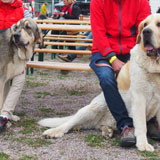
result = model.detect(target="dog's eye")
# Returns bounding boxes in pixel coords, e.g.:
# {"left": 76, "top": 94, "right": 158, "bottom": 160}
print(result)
{"left": 25, "top": 24, "right": 32, "bottom": 30}
{"left": 157, "top": 22, "right": 160, "bottom": 27}
{"left": 13, "top": 25, "right": 18, "bottom": 31}
{"left": 144, "top": 23, "right": 147, "bottom": 27}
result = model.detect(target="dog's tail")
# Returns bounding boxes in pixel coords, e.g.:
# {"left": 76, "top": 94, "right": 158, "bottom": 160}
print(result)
{"left": 38, "top": 115, "right": 73, "bottom": 128}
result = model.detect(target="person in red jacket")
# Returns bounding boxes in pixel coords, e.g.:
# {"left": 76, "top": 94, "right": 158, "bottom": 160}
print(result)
{"left": 0, "top": 0, "right": 30, "bottom": 132}
{"left": 90, "top": 0, "right": 158, "bottom": 147}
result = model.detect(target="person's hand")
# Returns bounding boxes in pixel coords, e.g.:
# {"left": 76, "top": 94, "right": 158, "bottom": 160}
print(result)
{"left": 111, "top": 58, "right": 125, "bottom": 75}
{"left": 59, "top": 12, "right": 64, "bottom": 16}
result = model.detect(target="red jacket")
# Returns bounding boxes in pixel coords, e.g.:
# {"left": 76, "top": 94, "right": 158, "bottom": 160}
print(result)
{"left": 0, "top": 0, "right": 24, "bottom": 30}
{"left": 90, "top": 0, "right": 151, "bottom": 57}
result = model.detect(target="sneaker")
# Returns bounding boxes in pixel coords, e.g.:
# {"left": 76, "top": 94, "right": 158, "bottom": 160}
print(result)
{"left": 147, "top": 120, "right": 160, "bottom": 140}
{"left": 0, "top": 116, "right": 8, "bottom": 132}
{"left": 120, "top": 126, "right": 136, "bottom": 147}
{"left": 58, "top": 55, "right": 72, "bottom": 62}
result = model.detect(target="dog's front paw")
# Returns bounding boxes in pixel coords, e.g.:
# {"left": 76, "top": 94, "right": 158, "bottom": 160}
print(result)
{"left": 136, "top": 142, "right": 154, "bottom": 152}
{"left": 43, "top": 128, "right": 64, "bottom": 139}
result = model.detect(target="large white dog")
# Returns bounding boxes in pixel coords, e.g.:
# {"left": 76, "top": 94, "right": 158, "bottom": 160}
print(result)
{"left": 39, "top": 14, "right": 160, "bottom": 152}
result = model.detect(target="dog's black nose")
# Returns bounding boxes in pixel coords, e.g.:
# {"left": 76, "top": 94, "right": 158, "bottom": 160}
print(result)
{"left": 143, "top": 28, "right": 152, "bottom": 37}
{"left": 14, "top": 33, "right": 20, "bottom": 41}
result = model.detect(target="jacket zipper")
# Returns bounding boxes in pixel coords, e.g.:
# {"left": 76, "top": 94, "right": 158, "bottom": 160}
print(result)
{"left": 119, "top": 0, "right": 122, "bottom": 54}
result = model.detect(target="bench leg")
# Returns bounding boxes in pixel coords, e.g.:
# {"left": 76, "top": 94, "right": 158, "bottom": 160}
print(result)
{"left": 38, "top": 53, "right": 44, "bottom": 61}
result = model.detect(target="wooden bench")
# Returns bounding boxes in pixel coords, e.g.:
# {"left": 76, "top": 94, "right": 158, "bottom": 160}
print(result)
{"left": 35, "top": 23, "right": 92, "bottom": 58}
{"left": 28, "top": 23, "right": 92, "bottom": 73}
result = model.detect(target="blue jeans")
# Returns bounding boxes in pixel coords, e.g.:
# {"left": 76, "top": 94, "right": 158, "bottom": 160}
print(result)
{"left": 90, "top": 52, "right": 133, "bottom": 130}
{"left": 68, "top": 31, "right": 93, "bottom": 61}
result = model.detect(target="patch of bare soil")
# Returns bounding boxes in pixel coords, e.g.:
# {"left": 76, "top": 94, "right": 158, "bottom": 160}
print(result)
{"left": 0, "top": 55, "right": 160, "bottom": 160}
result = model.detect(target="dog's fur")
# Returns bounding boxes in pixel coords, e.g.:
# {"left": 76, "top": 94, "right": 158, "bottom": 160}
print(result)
{"left": 39, "top": 14, "right": 160, "bottom": 152}
{"left": 0, "top": 18, "right": 42, "bottom": 120}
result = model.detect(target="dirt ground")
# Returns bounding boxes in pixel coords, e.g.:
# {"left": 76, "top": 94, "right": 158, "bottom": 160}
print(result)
{"left": 0, "top": 55, "right": 160, "bottom": 160}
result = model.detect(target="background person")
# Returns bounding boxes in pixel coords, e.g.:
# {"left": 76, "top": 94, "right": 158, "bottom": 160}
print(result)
{"left": 40, "top": 2, "right": 48, "bottom": 16}
{"left": 51, "top": 0, "right": 81, "bottom": 58}
{"left": 90, "top": 0, "right": 154, "bottom": 147}
{"left": 58, "top": 31, "right": 92, "bottom": 62}
{"left": 0, "top": 0, "right": 30, "bottom": 132}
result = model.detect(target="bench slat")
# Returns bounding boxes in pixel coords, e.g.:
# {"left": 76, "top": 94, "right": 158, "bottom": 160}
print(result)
{"left": 38, "top": 24, "right": 91, "bottom": 32}
{"left": 44, "top": 41, "right": 92, "bottom": 47}
{"left": 44, "top": 37, "right": 93, "bottom": 42}
{"left": 27, "top": 61, "right": 92, "bottom": 71}
{"left": 45, "top": 34, "right": 87, "bottom": 38}
{"left": 34, "top": 48, "right": 91, "bottom": 55}
{"left": 36, "top": 19, "right": 90, "bottom": 25}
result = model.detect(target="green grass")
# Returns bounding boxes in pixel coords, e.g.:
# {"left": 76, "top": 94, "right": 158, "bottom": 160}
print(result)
{"left": 37, "top": 71, "right": 49, "bottom": 76}
{"left": 39, "top": 107, "right": 55, "bottom": 113}
{"left": 13, "top": 137, "right": 52, "bottom": 148}
{"left": 0, "top": 152, "right": 10, "bottom": 160}
{"left": 84, "top": 134, "right": 106, "bottom": 147}
{"left": 57, "top": 74, "right": 69, "bottom": 80}
{"left": 67, "top": 90, "right": 87, "bottom": 96}
{"left": 20, "top": 100, "right": 32, "bottom": 105}
{"left": 139, "top": 151, "right": 159, "bottom": 160}
{"left": 15, "top": 112, "right": 26, "bottom": 117}
{"left": 13, "top": 118, "right": 38, "bottom": 134}
{"left": 109, "top": 136, "right": 120, "bottom": 146}
{"left": 34, "top": 91, "right": 53, "bottom": 96}
{"left": 19, "top": 155, "right": 38, "bottom": 160}
{"left": 25, "top": 80, "right": 47, "bottom": 87}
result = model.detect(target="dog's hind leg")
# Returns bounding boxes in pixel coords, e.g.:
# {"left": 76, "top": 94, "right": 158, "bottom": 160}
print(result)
{"left": 42, "top": 92, "right": 107, "bottom": 138}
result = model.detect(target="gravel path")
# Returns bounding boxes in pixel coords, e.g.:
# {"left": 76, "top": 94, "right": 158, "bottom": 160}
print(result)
{"left": 0, "top": 56, "right": 160, "bottom": 160}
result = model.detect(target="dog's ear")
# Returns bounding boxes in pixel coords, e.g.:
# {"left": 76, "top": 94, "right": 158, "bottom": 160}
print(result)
{"left": 10, "top": 24, "right": 17, "bottom": 33}
{"left": 35, "top": 27, "right": 44, "bottom": 48}
{"left": 136, "top": 21, "right": 144, "bottom": 44}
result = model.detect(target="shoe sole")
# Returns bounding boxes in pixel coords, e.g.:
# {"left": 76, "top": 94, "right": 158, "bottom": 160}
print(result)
{"left": 120, "top": 138, "right": 136, "bottom": 147}
{"left": 58, "top": 56, "right": 72, "bottom": 62}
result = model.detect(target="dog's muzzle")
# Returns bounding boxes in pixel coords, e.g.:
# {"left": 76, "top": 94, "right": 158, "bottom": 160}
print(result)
{"left": 143, "top": 28, "right": 160, "bottom": 57}
{"left": 13, "top": 33, "right": 29, "bottom": 47}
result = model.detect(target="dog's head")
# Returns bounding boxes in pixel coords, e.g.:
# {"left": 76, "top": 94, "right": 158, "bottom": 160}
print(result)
{"left": 136, "top": 14, "right": 160, "bottom": 58}
{"left": 11, "top": 18, "right": 43, "bottom": 60}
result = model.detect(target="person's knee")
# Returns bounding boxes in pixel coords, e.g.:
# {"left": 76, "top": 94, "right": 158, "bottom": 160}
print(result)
{"left": 12, "top": 74, "right": 25, "bottom": 88}
{"left": 99, "top": 71, "right": 116, "bottom": 88}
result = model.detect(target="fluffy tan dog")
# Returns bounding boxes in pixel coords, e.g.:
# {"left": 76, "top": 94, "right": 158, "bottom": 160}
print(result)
{"left": 39, "top": 14, "right": 160, "bottom": 152}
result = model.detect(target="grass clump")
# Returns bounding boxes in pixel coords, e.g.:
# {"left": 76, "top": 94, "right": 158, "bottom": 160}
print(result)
{"left": 13, "top": 118, "right": 38, "bottom": 134}
{"left": 85, "top": 134, "right": 106, "bottom": 147}
{"left": 0, "top": 152, "right": 10, "bottom": 160}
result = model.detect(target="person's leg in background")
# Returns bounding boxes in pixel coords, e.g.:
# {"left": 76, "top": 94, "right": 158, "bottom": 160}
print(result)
{"left": 58, "top": 31, "right": 92, "bottom": 62}
{"left": 51, "top": 30, "right": 60, "bottom": 50}
{"left": 0, "top": 73, "right": 25, "bottom": 132}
